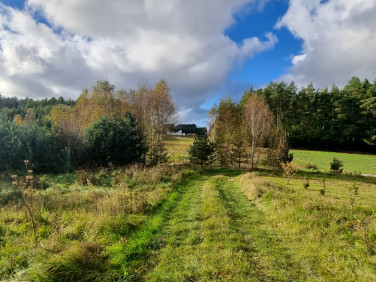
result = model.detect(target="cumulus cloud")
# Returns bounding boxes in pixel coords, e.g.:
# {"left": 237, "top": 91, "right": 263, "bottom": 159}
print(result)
{"left": 276, "top": 0, "right": 376, "bottom": 88}
{"left": 0, "top": 0, "right": 277, "bottom": 122}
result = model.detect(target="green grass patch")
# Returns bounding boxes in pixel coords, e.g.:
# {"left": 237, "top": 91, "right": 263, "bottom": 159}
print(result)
{"left": 292, "top": 149, "right": 376, "bottom": 174}
{"left": 238, "top": 170, "right": 376, "bottom": 280}
{"left": 0, "top": 165, "right": 192, "bottom": 281}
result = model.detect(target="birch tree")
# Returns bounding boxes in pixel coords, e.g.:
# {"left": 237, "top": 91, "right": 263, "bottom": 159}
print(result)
{"left": 243, "top": 94, "right": 273, "bottom": 168}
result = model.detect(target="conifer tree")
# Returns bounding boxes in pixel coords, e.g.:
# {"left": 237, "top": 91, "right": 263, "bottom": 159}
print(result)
{"left": 188, "top": 134, "right": 214, "bottom": 167}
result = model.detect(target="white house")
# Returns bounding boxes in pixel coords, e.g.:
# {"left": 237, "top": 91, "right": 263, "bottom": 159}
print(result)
{"left": 167, "top": 130, "right": 185, "bottom": 136}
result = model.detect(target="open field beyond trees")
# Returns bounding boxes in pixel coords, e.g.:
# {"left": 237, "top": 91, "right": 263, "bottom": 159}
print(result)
{"left": 0, "top": 137, "right": 376, "bottom": 280}
{"left": 166, "top": 136, "right": 376, "bottom": 174}
{"left": 292, "top": 149, "right": 376, "bottom": 175}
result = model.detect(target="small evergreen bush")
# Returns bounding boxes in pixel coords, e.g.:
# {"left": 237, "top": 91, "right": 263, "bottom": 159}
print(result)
{"left": 188, "top": 134, "right": 215, "bottom": 167}
{"left": 330, "top": 158, "right": 343, "bottom": 173}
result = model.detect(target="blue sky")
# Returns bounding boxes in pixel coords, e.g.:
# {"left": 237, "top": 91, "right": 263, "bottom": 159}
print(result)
{"left": 226, "top": 1, "right": 301, "bottom": 85}
{"left": 1, "top": 0, "right": 24, "bottom": 8}
{"left": 0, "top": 0, "right": 376, "bottom": 125}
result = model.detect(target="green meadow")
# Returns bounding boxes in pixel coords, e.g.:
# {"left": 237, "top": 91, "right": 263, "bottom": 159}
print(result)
{"left": 1, "top": 138, "right": 376, "bottom": 280}
{"left": 164, "top": 136, "right": 193, "bottom": 163}
{"left": 292, "top": 149, "right": 376, "bottom": 174}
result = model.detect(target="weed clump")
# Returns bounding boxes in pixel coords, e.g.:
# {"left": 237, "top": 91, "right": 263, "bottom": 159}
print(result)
{"left": 319, "top": 179, "right": 327, "bottom": 196}
{"left": 348, "top": 183, "right": 359, "bottom": 210}
{"left": 238, "top": 173, "right": 267, "bottom": 201}
{"left": 362, "top": 217, "right": 376, "bottom": 255}
{"left": 303, "top": 177, "right": 309, "bottom": 189}
{"left": 281, "top": 162, "right": 297, "bottom": 184}
{"left": 306, "top": 163, "right": 318, "bottom": 170}
{"left": 45, "top": 241, "right": 109, "bottom": 281}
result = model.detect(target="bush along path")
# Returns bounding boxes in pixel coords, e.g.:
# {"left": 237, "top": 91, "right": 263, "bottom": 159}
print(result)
{"left": 118, "top": 169, "right": 318, "bottom": 281}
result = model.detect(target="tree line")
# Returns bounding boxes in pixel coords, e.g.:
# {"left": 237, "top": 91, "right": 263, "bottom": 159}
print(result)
{"left": 243, "top": 76, "right": 376, "bottom": 152}
{"left": 173, "top": 124, "right": 207, "bottom": 135}
{"left": 193, "top": 76, "right": 376, "bottom": 169}
{"left": 206, "top": 93, "right": 290, "bottom": 169}
{"left": 0, "top": 80, "right": 175, "bottom": 172}
{"left": 1, "top": 76, "right": 375, "bottom": 172}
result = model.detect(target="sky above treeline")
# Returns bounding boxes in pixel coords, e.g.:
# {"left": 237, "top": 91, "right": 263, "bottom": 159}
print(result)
{"left": 0, "top": 0, "right": 376, "bottom": 125}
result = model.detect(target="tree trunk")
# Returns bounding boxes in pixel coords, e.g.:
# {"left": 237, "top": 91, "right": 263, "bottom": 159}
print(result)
{"left": 251, "top": 139, "right": 255, "bottom": 168}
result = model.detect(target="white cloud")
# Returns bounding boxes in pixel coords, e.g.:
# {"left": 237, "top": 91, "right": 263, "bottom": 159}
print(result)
{"left": 240, "top": 32, "right": 278, "bottom": 58}
{"left": 277, "top": 0, "right": 376, "bottom": 88}
{"left": 0, "top": 1, "right": 277, "bottom": 123}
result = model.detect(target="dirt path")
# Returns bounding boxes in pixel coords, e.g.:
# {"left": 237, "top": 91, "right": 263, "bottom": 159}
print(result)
{"left": 121, "top": 171, "right": 317, "bottom": 281}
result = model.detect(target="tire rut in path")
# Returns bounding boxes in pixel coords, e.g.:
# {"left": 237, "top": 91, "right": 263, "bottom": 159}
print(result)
{"left": 217, "top": 176, "right": 321, "bottom": 281}
{"left": 114, "top": 175, "right": 207, "bottom": 280}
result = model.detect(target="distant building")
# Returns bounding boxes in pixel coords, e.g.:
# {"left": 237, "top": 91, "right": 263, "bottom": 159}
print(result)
{"left": 167, "top": 129, "right": 186, "bottom": 136}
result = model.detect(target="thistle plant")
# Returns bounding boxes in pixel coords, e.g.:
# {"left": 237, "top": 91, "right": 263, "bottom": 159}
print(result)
{"left": 11, "top": 160, "right": 39, "bottom": 247}
{"left": 281, "top": 162, "right": 297, "bottom": 184}
{"left": 320, "top": 179, "right": 327, "bottom": 196}
{"left": 349, "top": 183, "right": 359, "bottom": 219}
{"left": 303, "top": 176, "right": 310, "bottom": 189}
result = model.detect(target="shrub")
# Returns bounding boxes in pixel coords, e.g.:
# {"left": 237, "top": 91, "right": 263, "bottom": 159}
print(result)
{"left": 75, "top": 169, "right": 92, "bottom": 186}
{"left": 84, "top": 112, "right": 146, "bottom": 167}
{"left": 265, "top": 135, "right": 293, "bottom": 169}
{"left": 306, "top": 163, "right": 318, "bottom": 170}
{"left": 0, "top": 115, "right": 67, "bottom": 172}
{"left": 330, "top": 158, "right": 343, "bottom": 173}
{"left": 281, "top": 162, "right": 297, "bottom": 184}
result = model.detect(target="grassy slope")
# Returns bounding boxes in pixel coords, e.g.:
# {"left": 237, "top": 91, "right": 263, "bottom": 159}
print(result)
{"left": 165, "top": 136, "right": 193, "bottom": 163}
{"left": 292, "top": 149, "right": 376, "bottom": 174}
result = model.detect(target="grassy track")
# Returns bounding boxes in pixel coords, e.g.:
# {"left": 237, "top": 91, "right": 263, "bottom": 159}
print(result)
{"left": 110, "top": 173, "right": 207, "bottom": 280}
{"left": 122, "top": 170, "right": 318, "bottom": 281}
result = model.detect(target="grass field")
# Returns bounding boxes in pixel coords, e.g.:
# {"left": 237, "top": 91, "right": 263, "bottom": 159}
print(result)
{"left": 292, "top": 149, "right": 376, "bottom": 174}
{"left": 165, "top": 136, "right": 193, "bottom": 163}
{"left": 164, "top": 137, "right": 376, "bottom": 175}
{"left": 1, "top": 138, "right": 376, "bottom": 280}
